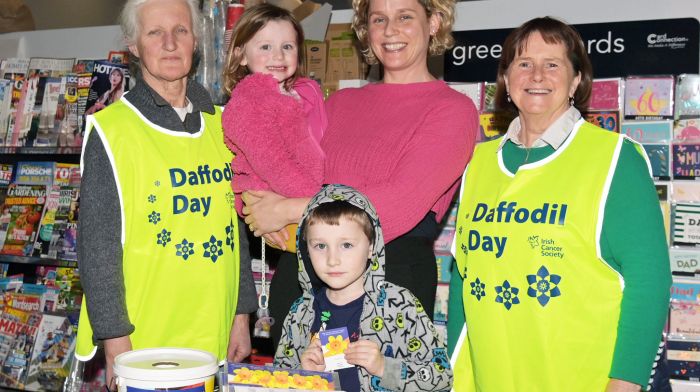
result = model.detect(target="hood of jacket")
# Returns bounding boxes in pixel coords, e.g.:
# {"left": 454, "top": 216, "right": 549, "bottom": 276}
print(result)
{"left": 296, "top": 184, "right": 386, "bottom": 298}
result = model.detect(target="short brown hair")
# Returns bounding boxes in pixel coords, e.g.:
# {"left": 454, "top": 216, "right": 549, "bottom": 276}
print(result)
{"left": 222, "top": 4, "right": 305, "bottom": 95}
{"left": 495, "top": 16, "right": 593, "bottom": 113}
{"left": 351, "top": 0, "right": 455, "bottom": 65}
{"left": 303, "top": 201, "right": 375, "bottom": 245}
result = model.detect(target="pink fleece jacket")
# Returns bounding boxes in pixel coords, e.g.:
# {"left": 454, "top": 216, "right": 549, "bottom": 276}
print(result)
{"left": 222, "top": 73, "right": 326, "bottom": 216}
{"left": 322, "top": 80, "right": 478, "bottom": 242}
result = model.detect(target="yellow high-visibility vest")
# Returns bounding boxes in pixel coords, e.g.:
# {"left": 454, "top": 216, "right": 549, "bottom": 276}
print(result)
{"left": 76, "top": 99, "right": 239, "bottom": 361}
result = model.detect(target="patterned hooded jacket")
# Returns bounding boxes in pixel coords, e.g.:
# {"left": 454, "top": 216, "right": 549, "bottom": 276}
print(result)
{"left": 274, "top": 184, "right": 452, "bottom": 391}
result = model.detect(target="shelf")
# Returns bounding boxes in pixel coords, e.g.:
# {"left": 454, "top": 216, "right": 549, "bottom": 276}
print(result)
{"left": 0, "top": 147, "right": 81, "bottom": 155}
{"left": 0, "top": 254, "right": 77, "bottom": 268}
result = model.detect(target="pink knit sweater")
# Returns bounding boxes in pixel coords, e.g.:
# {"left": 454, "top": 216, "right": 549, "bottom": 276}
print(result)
{"left": 222, "top": 73, "right": 326, "bottom": 215}
{"left": 322, "top": 80, "right": 478, "bottom": 242}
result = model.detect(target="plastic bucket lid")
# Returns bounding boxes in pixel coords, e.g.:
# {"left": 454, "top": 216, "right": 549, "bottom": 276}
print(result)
{"left": 114, "top": 348, "right": 218, "bottom": 382}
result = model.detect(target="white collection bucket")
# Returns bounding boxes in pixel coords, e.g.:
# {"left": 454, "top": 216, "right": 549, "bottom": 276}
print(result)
{"left": 114, "top": 347, "right": 218, "bottom": 392}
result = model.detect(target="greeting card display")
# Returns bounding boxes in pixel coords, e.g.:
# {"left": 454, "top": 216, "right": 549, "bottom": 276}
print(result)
{"left": 624, "top": 76, "right": 674, "bottom": 119}
{"left": 482, "top": 83, "right": 497, "bottom": 112}
{"left": 671, "top": 277, "right": 700, "bottom": 302}
{"left": 478, "top": 113, "right": 508, "bottom": 142}
{"left": 621, "top": 120, "right": 673, "bottom": 143}
{"left": 643, "top": 143, "right": 670, "bottom": 179}
{"left": 589, "top": 78, "right": 623, "bottom": 111}
{"left": 674, "top": 119, "right": 700, "bottom": 141}
{"left": 667, "top": 338, "right": 700, "bottom": 380}
{"left": 584, "top": 111, "right": 619, "bottom": 132}
{"left": 670, "top": 301, "right": 700, "bottom": 338}
{"left": 675, "top": 74, "right": 700, "bottom": 119}
{"left": 671, "top": 247, "right": 700, "bottom": 275}
{"left": 673, "top": 202, "right": 700, "bottom": 245}
{"left": 674, "top": 181, "right": 700, "bottom": 203}
{"left": 673, "top": 143, "right": 700, "bottom": 179}
{"left": 659, "top": 183, "right": 671, "bottom": 241}
{"left": 448, "top": 82, "right": 483, "bottom": 111}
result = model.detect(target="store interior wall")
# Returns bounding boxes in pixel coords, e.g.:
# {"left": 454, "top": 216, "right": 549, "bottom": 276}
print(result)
{"left": 23, "top": 0, "right": 126, "bottom": 30}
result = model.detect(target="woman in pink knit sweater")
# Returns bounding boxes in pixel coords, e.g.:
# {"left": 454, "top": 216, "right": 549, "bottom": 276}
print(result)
{"left": 242, "top": 0, "right": 478, "bottom": 346}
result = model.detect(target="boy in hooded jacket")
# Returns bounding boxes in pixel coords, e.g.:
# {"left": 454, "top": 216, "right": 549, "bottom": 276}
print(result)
{"left": 274, "top": 184, "right": 452, "bottom": 391}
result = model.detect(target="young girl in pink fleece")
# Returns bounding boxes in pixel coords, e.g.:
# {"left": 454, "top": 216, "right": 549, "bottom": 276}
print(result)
{"left": 222, "top": 4, "right": 326, "bottom": 220}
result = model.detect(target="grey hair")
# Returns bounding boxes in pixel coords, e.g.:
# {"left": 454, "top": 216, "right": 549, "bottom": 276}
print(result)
{"left": 120, "top": 0, "right": 203, "bottom": 46}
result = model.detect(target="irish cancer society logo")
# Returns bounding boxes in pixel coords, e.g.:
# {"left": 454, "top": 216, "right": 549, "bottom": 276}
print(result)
{"left": 647, "top": 33, "right": 689, "bottom": 49}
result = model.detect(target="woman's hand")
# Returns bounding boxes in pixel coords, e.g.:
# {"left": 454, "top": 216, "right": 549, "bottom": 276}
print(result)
{"left": 104, "top": 335, "right": 132, "bottom": 391}
{"left": 301, "top": 337, "right": 325, "bottom": 372}
{"left": 242, "top": 190, "right": 289, "bottom": 236}
{"left": 241, "top": 190, "right": 310, "bottom": 237}
{"left": 263, "top": 229, "right": 290, "bottom": 251}
{"left": 345, "top": 339, "right": 384, "bottom": 377}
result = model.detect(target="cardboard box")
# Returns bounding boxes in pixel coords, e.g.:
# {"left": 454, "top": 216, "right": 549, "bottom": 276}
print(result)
{"left": 267, "top": 0, "right": 331, "bottom": 41}
{"left": 305, "top": 41, "right": 327, "bottom": 82}
{"left": 327, "top": 39, "right": 363, "bottom": 81}
{"left": 325, "top": 24, "right": 365, "bottom": 82}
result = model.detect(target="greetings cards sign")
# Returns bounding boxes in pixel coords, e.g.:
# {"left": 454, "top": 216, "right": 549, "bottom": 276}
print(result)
{"left": 445, "top": 18, "right": 699, "bottom": 82}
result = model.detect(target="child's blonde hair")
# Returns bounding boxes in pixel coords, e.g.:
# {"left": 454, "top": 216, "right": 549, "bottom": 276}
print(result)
{"left": 222, "top": 3, "right": 305, "bottom": 95}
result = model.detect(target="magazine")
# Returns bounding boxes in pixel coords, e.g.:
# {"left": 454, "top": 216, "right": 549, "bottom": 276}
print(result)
{"left": 1, "top": 58, "right": 30, "bottom": 147}
{"left": 18, "top": 58, "right": 75, "bottom": 148}
{"left": 31, "top": 186, "right": 60, "bottom": 258}
{"left": 0, "top": 307, "right": 42, "bottom": 388}
{"left": 31, "top": 78, "right": 63, "bottom": 147}
{"left": 0, "top": 80, "right": 13, "bottom": 147}
{"left": 54, "top": 74, "right": 79, "bottom": 148}
{"left": 49, "top": 186, "right": 79, "bottom": 262}
{"left": 84, "top": 60, "right": 129, "bottom": 117}
{"left": 13, "top": 162, "right": 53, "bottom": 186}
{"left": 0, "top": 184, "right": 48, "bottom": 256}
{"left": 0, "top": 166, "right": 14, "bottom": 239}
{"left": 25, "top": 314, "right": 73, "bottom": 390}
{"left": 74, "top": 72, "right": 92, "bottom": 147}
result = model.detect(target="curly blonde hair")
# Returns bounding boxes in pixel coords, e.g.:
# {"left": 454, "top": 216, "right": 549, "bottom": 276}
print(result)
{"left": 351, "top": 0, "right": 455, "bottom": 65}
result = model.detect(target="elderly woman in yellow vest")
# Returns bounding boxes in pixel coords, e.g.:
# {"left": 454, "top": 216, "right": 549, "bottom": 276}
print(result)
{"left": 451, "top": 17, "right": 671, "bottom": 392}
{"left": 75, "top": 0, "right": 257, "bottom": 388}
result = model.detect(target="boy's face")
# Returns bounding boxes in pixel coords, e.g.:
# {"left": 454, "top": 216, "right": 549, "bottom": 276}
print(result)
{"left": 306, "top": 217, "right": 373, "bottom": 302}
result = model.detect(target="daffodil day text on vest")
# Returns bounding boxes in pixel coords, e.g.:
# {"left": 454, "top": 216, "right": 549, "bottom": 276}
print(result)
{"left": 467, "top": 201, "right": 568, "bottom": 259}
{"left": 169, "top": 163, "right": 232, "bottom": 217}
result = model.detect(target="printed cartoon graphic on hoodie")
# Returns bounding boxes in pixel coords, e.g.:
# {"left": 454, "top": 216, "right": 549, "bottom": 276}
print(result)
{"left": 274, "top": 184, "right": 452, "bottom": 391}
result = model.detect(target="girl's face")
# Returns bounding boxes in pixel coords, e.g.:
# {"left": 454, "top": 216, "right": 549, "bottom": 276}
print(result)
{"left": 238, "top": 20, "right": 299, "bottom": 84}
